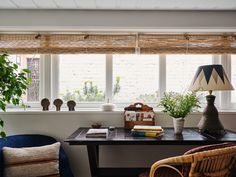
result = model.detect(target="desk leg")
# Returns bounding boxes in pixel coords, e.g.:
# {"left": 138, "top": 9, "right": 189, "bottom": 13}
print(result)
{"left": 87, "top": 145, "right": 99, "bottom": 177}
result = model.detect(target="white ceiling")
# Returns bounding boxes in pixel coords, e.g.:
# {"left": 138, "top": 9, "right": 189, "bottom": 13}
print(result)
{"left": 0, "top": 0, "right": 236, "bottom": 10}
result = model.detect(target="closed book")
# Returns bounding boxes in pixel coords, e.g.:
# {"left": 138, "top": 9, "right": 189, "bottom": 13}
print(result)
{"left": 131, "top": 130, "right": 164, "bottom": 138}
{"left": 86, "top": 128, "right": 108, "bottom": 138}
{"left": 132, "top": 129, "right": 164, "bottom": 134}
{"left": 133, "top": 125, "right": 163, "bottom": 131}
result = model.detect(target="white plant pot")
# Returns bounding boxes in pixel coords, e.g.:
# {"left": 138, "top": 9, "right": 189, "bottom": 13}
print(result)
{"left": 173, "top": 118, "right": 185, "bottom": 134}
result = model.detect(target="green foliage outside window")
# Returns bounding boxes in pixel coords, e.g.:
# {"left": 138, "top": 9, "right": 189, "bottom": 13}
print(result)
{"left": 113, "top": 76, "right": 121, "bottom": 96}
{"left": 137, "top": 91, "right": 159, "bottom": 102}
{"left": 62, "top": 76, "right": 122, "bottom": 102}
{"left": 62, "top": 76, "right": 161, "bottom": 103}
{"left": 62, "top": 81, "right": 104, "bottom": 102}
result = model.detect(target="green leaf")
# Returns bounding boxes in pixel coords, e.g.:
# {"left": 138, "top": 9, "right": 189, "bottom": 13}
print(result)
{"left": 22, "top": 69, "right": 30, "bottom": 73}
{"left": 0, "top": 131, "right": 6, "bottom": 138}
{"left": 159, "top": 91, "right": 200, "bottom": 118}
{"left": 0, "top": 101, "right": 6, "bottom": 112}
{"left": 0, "top": 119, "right": 4, "bottom": 127}
{"left": 13, "top": 63, "right": 18, "bottom": 69}
{"left": 27, "top": 77, "right": 32, "bottom": 83}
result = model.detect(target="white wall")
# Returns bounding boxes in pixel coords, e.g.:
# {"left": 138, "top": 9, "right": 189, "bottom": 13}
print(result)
{"left": 0, "top": 9, "right": 236, "bottom": 177}
{"left": 1, "top": 111, "right": 236, "bottom": 177}
{"left": 0, "top": 10, "right": 236, "bottom": 32}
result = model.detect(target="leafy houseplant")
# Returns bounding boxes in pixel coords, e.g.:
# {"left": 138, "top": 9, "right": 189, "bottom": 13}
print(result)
{"left": 0, "top": 53, "right": 31, "bottom": 138}
{"left": 159, "top": 92, "right": 200, "bottom": 134}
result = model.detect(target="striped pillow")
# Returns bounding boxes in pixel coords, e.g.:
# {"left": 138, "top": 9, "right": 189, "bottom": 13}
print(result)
{"left": 3, "top": 142, "right": 60, "bottom": 177}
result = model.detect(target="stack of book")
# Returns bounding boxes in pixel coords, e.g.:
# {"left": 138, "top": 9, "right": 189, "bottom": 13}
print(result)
{"left": 86, "top": 128, "right": 109, "bottom": 138}
{"left": 131, "top": 125, "right": 164, "bottom": 138}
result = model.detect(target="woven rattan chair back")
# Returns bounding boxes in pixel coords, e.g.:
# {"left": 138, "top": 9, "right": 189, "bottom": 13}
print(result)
{"left": 150, "top": 145, "right": 236, "bottom": 177}
{"left": 189, "top": 146, "right": 236, "bottom": 177}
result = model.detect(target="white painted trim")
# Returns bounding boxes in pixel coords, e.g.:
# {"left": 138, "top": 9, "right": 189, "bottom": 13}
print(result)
{"left": 212, "top": 55, "right": 221, "bottom": 107}
{"left": 1, "top": 109, "right": 236, "bottom": 115}
{"left": 220, "top": 54, "right": 232, "bottom": 109}
{"left": 43, "top": 54, "right": 52, "bottom": 101}
{"left": 159, "top": 54, "right": 166, "bottom": 99}
{"left": 1, "top": 10, "right": 236, "bottom": 32}
{"left": 1, "top": 28, "right": 236, "bottom": 33}
{"left": 105, "top": 54, "right": 113, "bottom": 103}
{"left": 39, "top": 55, "right": 44, "bottom": 101}
{"left": 51, "top": 55, "right": 59, "bottom": 101}
{"left": 228, "top": 54, "right": 236, "bottom": 109}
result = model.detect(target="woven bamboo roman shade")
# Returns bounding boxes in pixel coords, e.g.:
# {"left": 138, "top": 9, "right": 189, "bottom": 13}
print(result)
{"left": 0, "top": 34, "right": 136, "bottom": 54}
{"left": 139, "top": 34, "right": 236, "bottom": 54}
{"left": 0, "top": 33, "right": 236, "bottom": 54}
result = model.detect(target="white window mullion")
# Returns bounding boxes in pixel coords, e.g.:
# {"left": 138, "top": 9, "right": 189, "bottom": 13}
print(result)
{"left": 212, "top": 55, "right": 221, "bottom": 107}
{"left": 212, "top": 54, "right": 220, "bottom": 64}
{"left": 220, "top": 54, "right": 231, "bottom": 109}
{"left": 39, "top": 55, "right": 45, "bottom": 102}
{"left": 42, "top": 54, "right": 52, "bottom": 100}
{"left": 159, "top": 54, "right": 166, "bottom": 100}
{"left": 105, "top": 54, "right": 113, "bottom": 103}
{"left": 51, "top": 55, "right": 60, "bottom": 102}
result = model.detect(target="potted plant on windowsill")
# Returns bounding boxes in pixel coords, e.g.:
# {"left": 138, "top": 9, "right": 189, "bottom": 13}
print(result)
{"left": 159, "top": 92, "right": 200, "bottom": 134}
{"left": 0, "top": 53, "right": 31, "bottom": 138}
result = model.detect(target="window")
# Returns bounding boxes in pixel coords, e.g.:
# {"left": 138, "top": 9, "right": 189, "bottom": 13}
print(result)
{"left": 231, "top": 55, "right": 236, "bottom": 103}
{"left": 8, "top": 54, "right": 40, "bottom": 103}
{"left": 113, "top": 55, "right": 159, "bottom": 103}
{"left": 58, "top": 54, "right": 106, "bottom": 102}
{"left": 6, "top": 53, "right": 236, "bottom": 110}
{"left": 166, "top": 55, "right": 213, "bottom": 93}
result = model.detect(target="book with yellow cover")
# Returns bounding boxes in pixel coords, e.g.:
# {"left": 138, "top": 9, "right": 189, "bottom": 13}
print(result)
{"left": 133, "top": 125, "right": 163, "bottom": 131}
{"left": 131, "top": 125, "right": 164, "bottom": 138}
{"left": 131, "top": 130, "right": 164, "bottom": 138}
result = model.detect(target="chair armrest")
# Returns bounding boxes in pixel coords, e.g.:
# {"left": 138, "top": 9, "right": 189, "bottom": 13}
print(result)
{"left": 149, "top": 164, "right": 184, "bottom": 177}
{"left": 150, "top": 154, "right": 193, "bottom": 177}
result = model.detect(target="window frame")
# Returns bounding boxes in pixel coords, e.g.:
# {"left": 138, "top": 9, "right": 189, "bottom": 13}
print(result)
{"left": 6, "top": 54, "right": 44, "bottom": 109}
{"left": 111, "top": 54, "right": 160, "bottom": 107}
{"left": 220, "top": 54, "right": 236, "bottom": 109}
{"left": 10, "top": 53, "right": 236, "bottom": 110}
{"left": 52, "top": 54, "right": 107, "bottom": 109}
{"left": 229, "top": 54, "right": 236, "bottom": 108}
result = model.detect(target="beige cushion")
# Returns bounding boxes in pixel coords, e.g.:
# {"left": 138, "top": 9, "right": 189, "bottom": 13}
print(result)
{"left": 3, "top": 142, "right": 60, "bottom": 177}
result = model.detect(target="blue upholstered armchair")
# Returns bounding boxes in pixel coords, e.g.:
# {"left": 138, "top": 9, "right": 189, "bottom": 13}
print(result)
{"left": 0, "top": 134, "right": 74, "bottom": 177}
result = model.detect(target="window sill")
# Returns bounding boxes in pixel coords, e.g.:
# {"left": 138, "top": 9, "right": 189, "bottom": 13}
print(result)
{"left": 0, "top": 108, "right": 236, "bottom": 115}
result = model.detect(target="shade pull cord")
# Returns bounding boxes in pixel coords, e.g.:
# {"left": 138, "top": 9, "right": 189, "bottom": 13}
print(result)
{"left": 185, "top": 34, "right": 190, "bottom": 55}
{"left": 135, "top": 33, "right": 140, "bottom": 54}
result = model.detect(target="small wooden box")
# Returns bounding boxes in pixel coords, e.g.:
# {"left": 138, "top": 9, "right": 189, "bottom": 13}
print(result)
{"left": 124, "top": 103, "right": 155, "bottom": 129}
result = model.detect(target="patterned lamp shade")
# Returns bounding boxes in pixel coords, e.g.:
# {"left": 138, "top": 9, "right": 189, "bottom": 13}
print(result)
{"left": 189, "top": 64, "right": 234, "bottom": 91}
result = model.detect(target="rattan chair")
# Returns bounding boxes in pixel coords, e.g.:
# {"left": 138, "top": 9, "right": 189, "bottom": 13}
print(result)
{"left": 149, "top": 145, "right": 236, "bottom": 177}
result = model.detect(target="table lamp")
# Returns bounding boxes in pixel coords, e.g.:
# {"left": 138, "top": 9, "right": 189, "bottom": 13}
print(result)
{"left": 189, "top": 64, "right": 234, "bottom": 136}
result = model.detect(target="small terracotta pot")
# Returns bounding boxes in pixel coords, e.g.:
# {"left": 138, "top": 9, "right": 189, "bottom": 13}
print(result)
{"left": 173, "top": 118, "right": 185, "bottom": 134}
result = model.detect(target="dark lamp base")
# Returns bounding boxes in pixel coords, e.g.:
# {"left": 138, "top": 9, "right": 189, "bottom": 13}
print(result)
{"left": 198, "top": 95, "right": 225, "bottom": 136}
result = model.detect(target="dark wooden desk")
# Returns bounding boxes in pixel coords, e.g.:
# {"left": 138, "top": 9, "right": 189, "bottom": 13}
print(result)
{"left": 65, "top": 128, "right": 236, "bottom": 177}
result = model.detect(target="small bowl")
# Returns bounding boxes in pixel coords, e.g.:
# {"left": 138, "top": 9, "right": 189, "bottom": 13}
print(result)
{"left": 101, "top": 103, "right": 115, "bottom": 111}
{"left": 91, "top": 123, "right": 102, "bottom": 129}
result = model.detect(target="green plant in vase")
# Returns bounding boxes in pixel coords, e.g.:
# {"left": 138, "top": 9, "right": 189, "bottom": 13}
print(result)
{"left": 159, "top": 92, "right": 200, "bottom": 134}
{"left": 0, "top": 53, "right": 31, "bottom": 138}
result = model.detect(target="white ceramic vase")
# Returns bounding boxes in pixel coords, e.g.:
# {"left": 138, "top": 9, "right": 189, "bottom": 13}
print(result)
{"left": 173, "top": 118, "right": 185, "bottom": 134}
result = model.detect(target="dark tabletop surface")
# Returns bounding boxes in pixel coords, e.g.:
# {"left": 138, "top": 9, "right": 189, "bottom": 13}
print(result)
{"left": 65, "top": 127, "right": 236, "bottom": 145}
